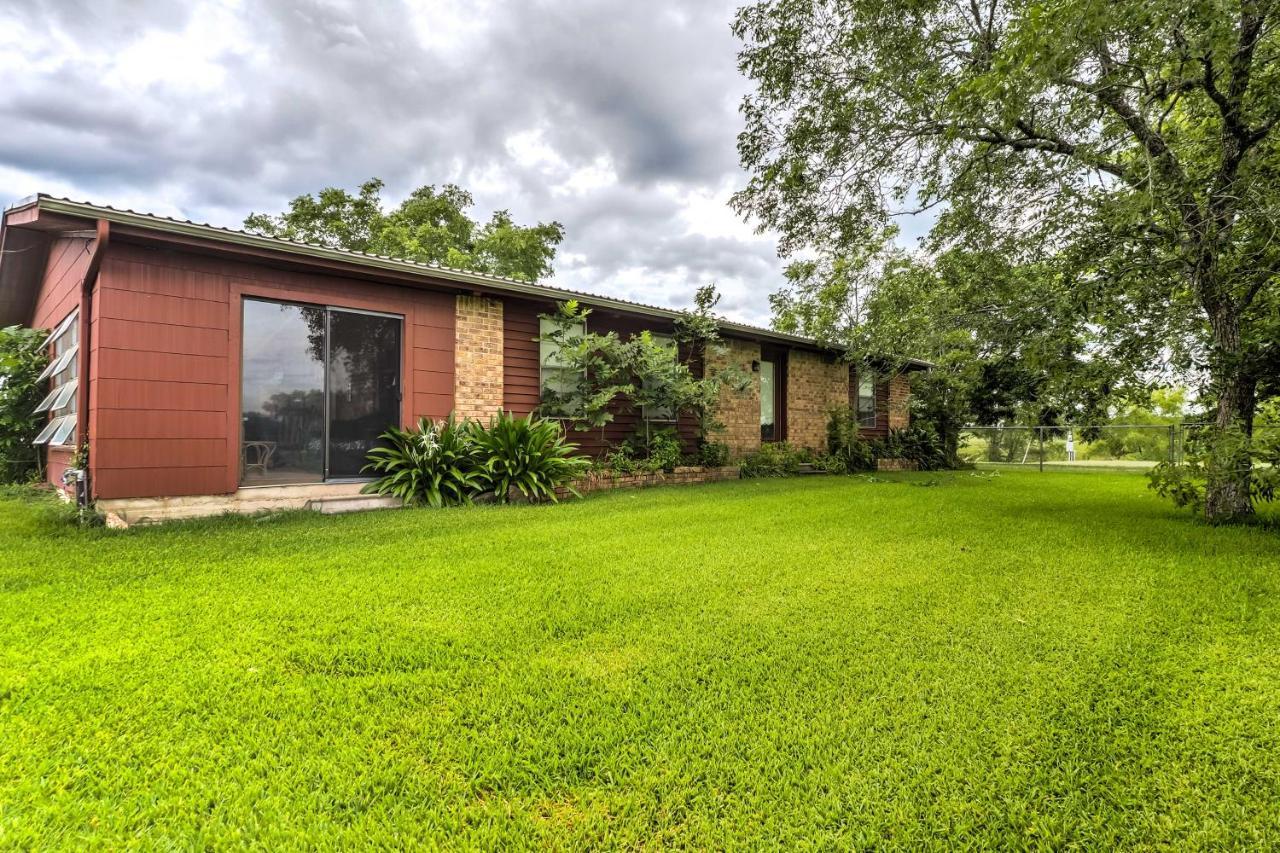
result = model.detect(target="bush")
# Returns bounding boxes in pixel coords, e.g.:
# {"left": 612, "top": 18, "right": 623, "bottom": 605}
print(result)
{"left": 826, "top": 408, "right": 876, "bottom": 473}
{"left": 878, "top": 425, "right": 948, "bottom": 471}
{"left": 0, "top": 325, "right": 49, "bottom": 484}
{"left": 469, "top": 411, "right": 592, "bottom": 503}
{"left": 362, "top": 414, "right": 487, "bottom": 508}
{"left": 696, "top": 441, "right": 731, "bottom": 468}
{"left": 740, "top": 442, "right": 806, "bottom": 478}
{"left": 1148, "top": 426, "right": 1279, "bottom": 518}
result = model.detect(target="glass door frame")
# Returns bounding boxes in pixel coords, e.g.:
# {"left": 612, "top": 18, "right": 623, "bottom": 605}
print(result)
{"left": 239, "top": 296, "right": 405, "bottom": 487}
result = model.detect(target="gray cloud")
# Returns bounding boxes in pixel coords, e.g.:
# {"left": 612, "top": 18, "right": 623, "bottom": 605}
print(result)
{"left": 0, "top": 0, "right": 791, "bottom": 324}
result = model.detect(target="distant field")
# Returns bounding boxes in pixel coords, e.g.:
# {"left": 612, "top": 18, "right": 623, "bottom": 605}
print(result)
{"left": 1, "top": 471, "right": 1278, "bottom": 848}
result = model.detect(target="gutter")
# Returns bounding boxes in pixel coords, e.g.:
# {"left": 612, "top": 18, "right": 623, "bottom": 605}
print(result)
{"left": 75, "top": 219, "right": 108, "bottom": 504}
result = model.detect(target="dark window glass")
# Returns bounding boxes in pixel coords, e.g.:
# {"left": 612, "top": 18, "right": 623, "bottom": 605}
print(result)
{"left": 241, "top": 300, "right": 325, "bottom": 485}
{"left": 327, "top": 310, "right": 401, "bottom": 478}
{"left": 857, "top": 371, "right": 876, "bottom": 428}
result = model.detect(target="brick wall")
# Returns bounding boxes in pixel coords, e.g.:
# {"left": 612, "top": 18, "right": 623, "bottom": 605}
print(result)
{"left": 888, "top": 373, "right": 911, "bottom": 430}
{"left": 454, "top": 295, "right": 504, "bottom": 420}
{"left": 707, "top": 337, "right": 761, "bottom": 458}
{"left": 787, "top": 350, "right": 848, "bottom": 452}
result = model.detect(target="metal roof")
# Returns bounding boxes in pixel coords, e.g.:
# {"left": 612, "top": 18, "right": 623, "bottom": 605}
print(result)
{"left": 11, "top": 194, "right": 933, "bottom": 368}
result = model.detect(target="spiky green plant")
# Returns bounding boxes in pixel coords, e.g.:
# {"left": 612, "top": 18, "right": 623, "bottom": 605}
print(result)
{"left": 361, "top": 414, "right": 488, "bottom": 507}
{"left": 468, "top": 411, "right": 590, "bottom": 503}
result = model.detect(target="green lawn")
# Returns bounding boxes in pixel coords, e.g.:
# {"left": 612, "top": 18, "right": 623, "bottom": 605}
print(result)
{"left": 1, "top": 471, "right": 1278, "bottom": 848}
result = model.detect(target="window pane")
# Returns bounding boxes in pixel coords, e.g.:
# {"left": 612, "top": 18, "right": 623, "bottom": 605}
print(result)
{"left": 760, "top": 360, "right": 775, "bottom": 441}
{"left": 858, "top": 373, "right": 876, "bottom": 427}
{"left": 327, "top": 310, "right": 402, "bottom": 478}
{"left": 50, "top": 414, "right": 77, "bottom": 446}
{"left": 539, "top": 317, "right": 585, "bottom": 408}
{"left": 241, "top": 299, "right": 325, "bottom": 485}
{"left": 32, "top": 416, "right": 64, "bottom": 445}
{"left": 642, "top": 334, "right": 678, "bottom": 421}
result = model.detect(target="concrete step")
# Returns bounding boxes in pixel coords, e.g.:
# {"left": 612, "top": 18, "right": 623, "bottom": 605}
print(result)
{"left": 304, "top": 494, "right": 403, "bottom": 515}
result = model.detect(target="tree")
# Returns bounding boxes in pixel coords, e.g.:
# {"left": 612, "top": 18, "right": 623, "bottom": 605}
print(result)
{"left": 0, "top": 325, "right": 49, "bottom": 483}
{"left": 733, "top": 0, "right": 1280, "bottom": 521}
{"left": 245, "top": 179, "right": 565, "bottom": 282}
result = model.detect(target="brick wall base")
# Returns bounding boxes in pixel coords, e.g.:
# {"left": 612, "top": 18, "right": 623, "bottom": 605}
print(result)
{"left": 556, "top": 465, "right": 739, "bottom": 499}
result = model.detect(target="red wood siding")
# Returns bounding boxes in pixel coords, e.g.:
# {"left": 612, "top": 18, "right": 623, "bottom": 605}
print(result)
{"left": 502, "top": 298, "right": 698, "bottom": 457}
{"left": 89, "top": 242, "right": 455, "bottom": 500}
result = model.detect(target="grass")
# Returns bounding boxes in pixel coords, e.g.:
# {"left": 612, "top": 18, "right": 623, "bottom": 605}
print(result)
{"left": 1, "top": 471, "right": 1278, "bottom": 848}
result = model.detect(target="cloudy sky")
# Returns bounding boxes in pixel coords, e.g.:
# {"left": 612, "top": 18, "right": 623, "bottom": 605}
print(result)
{"left": 0, "top": 0, "right": 928, "bottom": 326}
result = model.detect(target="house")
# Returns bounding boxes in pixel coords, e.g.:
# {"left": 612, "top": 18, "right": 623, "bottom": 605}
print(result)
{"left": 0, "top": 195, "right": 928, "bottom": 523}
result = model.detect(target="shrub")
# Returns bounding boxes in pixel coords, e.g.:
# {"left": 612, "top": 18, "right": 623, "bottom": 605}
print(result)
{"left": 469, "top": 411, "right": 591, "bottom": 503}
{"left": 362, "top": 415, "right": 488, "bottom": 508}
{"left": 0, "top": 325, "right": 49, "bottom": 484}
{"left": 826, "top": 408, "right": 876, "bottom": 473}
{"left": 696, "top": 441, "right": 731, "bottom": 468}
{"left": 879, "top": 425, "right": 949, "bottom": 471}
{"left": 740, "top": 442, "right": 805, "bottom": 478}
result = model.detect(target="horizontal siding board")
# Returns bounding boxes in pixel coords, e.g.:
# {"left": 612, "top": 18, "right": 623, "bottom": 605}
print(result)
{"left": 96, "top": 438, "right": 226, "bottom": 469}
{"left": 97, "top": 348, "right": 227, "bottom": 384}
{"left": 94, "top": 378, "right": 228, "bottom": 411}
{"left": 96, "top": 409, "right": 226, "bottom": 440}
{"left": 94, "top": 466, "right": 228, "bottom": 499}
{"left": 100, "top": 257, "right": 229, "bottom": 302}
{"left": 412, "top": 392, "right": 452, "bottom": 420}
{"left": 98, "top": 288, "right": 227, "bottom": 329}
{"left": 412, "top": 369, "right": 453, "bottom": 396}
{"left": 95, "top": 318, "right": 228, "bottom": 356}
{"left": 412, "top": 349, "right": 453, "bottom": 374}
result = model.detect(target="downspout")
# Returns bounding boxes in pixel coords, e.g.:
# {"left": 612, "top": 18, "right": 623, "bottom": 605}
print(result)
{"left": 74, "top": 219, "right": 109, "bottom": 507}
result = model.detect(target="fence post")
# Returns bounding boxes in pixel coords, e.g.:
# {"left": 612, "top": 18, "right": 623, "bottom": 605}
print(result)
{"left": 1038, "top": 427, "right": 1044, "bottom": 472}
{"left": 1169, "top": 424, "right": 1176, "bottom": 465}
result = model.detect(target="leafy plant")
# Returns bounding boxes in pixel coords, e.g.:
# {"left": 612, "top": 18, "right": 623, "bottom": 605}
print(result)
{"left": 1149, "top": 427, "right": 1279, "bottom": 521}
{"left": 826, "top": 408, "right": 876, "bottom": 473}
{"left": 0, "top": 325, "right": 49, "bottom": 484}
{"left": 361, "top": 415, "right": 488, "bottom": 508}
{"left": 739, "top": 442, "right": 806, "bottom": 478}
{"left": 696, "top": 441, "right": 731, "bottom": 468}
{"left": 469, "top": 411, "right": 591, "bottom": 503}
{"left": 878, "top": 426, "right": 948, "bottom": 471}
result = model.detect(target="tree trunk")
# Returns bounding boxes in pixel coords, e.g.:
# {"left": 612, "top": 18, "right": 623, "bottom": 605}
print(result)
{"left": 1203, "top": 301, "right": 1255, "bottom": 522}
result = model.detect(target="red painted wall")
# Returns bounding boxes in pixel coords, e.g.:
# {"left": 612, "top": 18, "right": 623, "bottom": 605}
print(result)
{"left": 30, "top": 236, "right": 95, "bottom": 489}
{"left": 90, "top": 242, "right": 455, "bottom": 500}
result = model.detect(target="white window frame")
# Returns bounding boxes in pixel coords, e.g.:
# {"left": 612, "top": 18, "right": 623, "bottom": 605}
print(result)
{"left": 856, "top": 368, "right": 876, "bottom": 429}
{"left": 32, "top": 309, "right": 80, "bottom": 448}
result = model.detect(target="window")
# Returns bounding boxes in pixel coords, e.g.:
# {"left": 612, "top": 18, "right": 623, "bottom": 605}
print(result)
{"left": 240, "top": 298, "right": 402, "bottom": 485}
{"left": 760, "top": 347, "right": 786, "bottom": 442}
{"left": 641, "top": 333, "right": 678, "bottom": 422}
{"left": 31, "top": 310, "right": 79, "bottom": 448}
{"left": 856, "top": 369, "right": 876, "bottom": 428}
{"left": 539, "top": 315, "right": 585, "bottom": 416}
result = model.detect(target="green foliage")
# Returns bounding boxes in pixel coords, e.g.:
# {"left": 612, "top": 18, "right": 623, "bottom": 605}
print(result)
{"left": 695, "top": 441, "right": 731, "bottom": 468}
{"left": 1149, "top": 426, "right": 1280, "bottom": 521}
{"left": 3, "top": 472, "right": 1279, "bottom": 846}
{"left": 0, "top": 325, "right": 49, "bottom": 484}
{"left": 537, "top": 291, "right": 749, "bottom": 440}
{"left": 469, "top": 411, "right": 591, "bottom": 503}
{"left": 361, "top": 415, "right": 487, "bottom": 508}
{"left": 879, "top": 426, "right": 949, "bottom": 472}
{"left": 733, "top": 0, "right": 1280, "bottom": 520}
{"left": 826, "top": 408, "right": 877, "bottom": 473}
{"left": 245, "top": 178, "right": 565, "bottom": 282}
{"left": 739, "top": 441, "right": 807, "bottom": 478}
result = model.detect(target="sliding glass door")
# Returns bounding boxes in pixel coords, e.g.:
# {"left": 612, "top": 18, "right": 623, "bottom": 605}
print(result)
{"left": 241, "top": 298, "right": 401, "bottom": 486}
{"left": 327, "top": 309, "right": 401, "bottom": 478}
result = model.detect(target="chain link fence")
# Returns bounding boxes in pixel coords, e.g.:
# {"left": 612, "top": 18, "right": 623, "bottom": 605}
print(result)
{"left": 958, "top": 424, "right": 1280, "bottom": 471}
